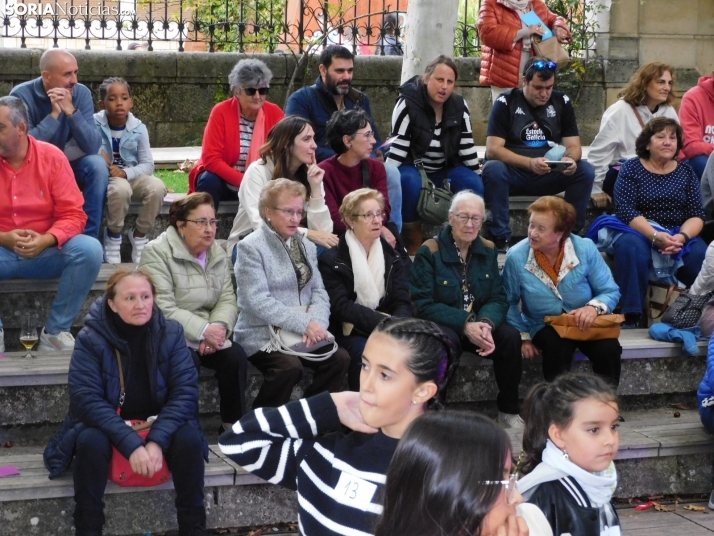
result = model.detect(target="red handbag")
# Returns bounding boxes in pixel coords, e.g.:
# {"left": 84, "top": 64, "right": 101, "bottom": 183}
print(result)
{"left": 108, "top": 350, "right": 171, "bottom": 487}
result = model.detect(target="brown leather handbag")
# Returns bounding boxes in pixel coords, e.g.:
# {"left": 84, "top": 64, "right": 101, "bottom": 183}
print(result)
{"left": 544, "top": 314, "right": 625, "bottom": 341}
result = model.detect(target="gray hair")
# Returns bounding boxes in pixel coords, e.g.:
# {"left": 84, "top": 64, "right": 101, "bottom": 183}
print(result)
{"left": 449, "top": 190, "right": 485, "bottom": 215}
{"left": 258, "top": 178, "right": 306, "bottom": 221}
{"left": 0, "top": 96, "right": 29, "bottom": 127}
{"left": 229, "top": 59, "right": 273, "bottom": 93}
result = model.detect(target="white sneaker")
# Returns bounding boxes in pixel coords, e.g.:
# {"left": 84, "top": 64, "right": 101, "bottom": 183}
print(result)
{"left": 498, "top": 412, "right": 525, "bottom": 431}
{"left": 38, "top": 328, "right": 75, "bottom": 352}
{"left": 709, "top": 490, "right": 714, "bottom": 511}
{"left": 103, "top": 229, "right": 122, "bottom": 264}
{"left": 0, "top": 328, "right": 4, "bottom": 353}
{"left": 128, "top": 229, "right": 149, "bottom": 264}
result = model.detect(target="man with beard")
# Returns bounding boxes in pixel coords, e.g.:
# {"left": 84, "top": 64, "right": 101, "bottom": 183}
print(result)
{"left": 481, "top": 57, "right": 594, "bottom": 252}
{"left": 0, "top": 96, "right": 102, "bottom": 352}
{"left": 10, "top": 49, "right": 108, "bottom": 241}
{"left": 286, "top": 45, "right": 403, "bottom": 232}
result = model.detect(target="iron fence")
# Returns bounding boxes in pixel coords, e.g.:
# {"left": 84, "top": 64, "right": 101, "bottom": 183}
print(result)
{"left": 0, "top": 0, "right": 594, "bottom": 56}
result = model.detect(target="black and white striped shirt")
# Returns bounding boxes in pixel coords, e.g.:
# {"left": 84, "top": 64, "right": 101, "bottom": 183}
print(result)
{"left": 385, "top": 97, "right": 481, "bottom": 173}
{"left": 218, "top": 392, "right": 398, "bottom": 536}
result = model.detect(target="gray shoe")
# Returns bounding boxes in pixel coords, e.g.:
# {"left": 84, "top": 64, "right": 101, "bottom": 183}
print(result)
{"left": 498, "top": 411, "right": 525, "bottom": 430}
{"left": 38, "top": 328, "right": 75, "bottom": 352}
{"left": 708, "top": 490, "right": 714, "bottom": 511}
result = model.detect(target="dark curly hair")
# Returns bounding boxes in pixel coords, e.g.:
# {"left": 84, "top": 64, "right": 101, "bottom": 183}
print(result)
{"left": 634, "top": 117, "right": 683, "bottom": 160}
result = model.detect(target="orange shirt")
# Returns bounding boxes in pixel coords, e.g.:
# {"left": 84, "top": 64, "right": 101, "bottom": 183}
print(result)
{"left": 0, "top": 136, "right": 87, "bottom": 246}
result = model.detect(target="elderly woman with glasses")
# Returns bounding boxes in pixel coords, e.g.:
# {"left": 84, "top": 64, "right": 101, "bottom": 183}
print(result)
{"left": 409, "top": 191, "right": 524, "bottom": 429}
{"left": 189, "top": 58, "right": 285, "bottom": 209}
{"left": 234, "top": 179, "right": 350, "bottom": 409}
{"left": 318, "top": 188, "right": 412, "bottom": 390}
{"left": 140, "top": 192, "right": 249, "bottom": 433}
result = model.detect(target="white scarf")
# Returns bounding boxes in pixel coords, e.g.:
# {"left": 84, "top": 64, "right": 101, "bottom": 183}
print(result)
{"left": 345, "top": 230, "right": 385, "bottom": 310}
{"left": 518, "top": 440, "right": 618, "bottom": 507}
{"left": 498, "top": 0, "right": 531, "bottom": 15}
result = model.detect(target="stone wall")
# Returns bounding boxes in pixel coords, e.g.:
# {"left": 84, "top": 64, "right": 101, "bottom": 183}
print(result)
{"left": 0, "top": 48, "right": 705, "bottom": 148}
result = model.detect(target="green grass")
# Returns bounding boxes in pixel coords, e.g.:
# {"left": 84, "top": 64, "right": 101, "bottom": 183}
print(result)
{"left": 155, "top": 168, "right": 190, "bottom": 193}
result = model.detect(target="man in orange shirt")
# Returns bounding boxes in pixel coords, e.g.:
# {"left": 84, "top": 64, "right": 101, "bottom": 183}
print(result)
{"left": 0, "top": 96, "right": 102, "bottom": 352}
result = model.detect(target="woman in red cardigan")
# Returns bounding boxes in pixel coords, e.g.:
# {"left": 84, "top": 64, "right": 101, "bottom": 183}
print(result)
{"left": 189, "top": 59, "right": 284, "bottom": 209}
{"left": 478, "top": 0, "right": 571, "bottom": 102}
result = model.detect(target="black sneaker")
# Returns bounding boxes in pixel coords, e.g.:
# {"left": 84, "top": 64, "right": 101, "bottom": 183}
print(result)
{"left": 493, "top": 237, "right": 510, "bottom": 253}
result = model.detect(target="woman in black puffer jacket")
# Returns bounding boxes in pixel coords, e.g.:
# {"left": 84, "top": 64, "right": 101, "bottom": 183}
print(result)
{"left": 44, "top": 267, "right": 208, "bottom": 536}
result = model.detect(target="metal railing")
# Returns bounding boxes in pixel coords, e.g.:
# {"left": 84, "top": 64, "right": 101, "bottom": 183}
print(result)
{"left": 0, "top": 0, "right": 593, "bottom": 56}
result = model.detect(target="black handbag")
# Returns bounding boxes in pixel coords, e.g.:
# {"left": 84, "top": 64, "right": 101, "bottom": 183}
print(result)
{"left": 415, "top": 159, "right": 453, "bottom": 225}
{"left": 661, "top": 290, "right": 714, "bottom": 329}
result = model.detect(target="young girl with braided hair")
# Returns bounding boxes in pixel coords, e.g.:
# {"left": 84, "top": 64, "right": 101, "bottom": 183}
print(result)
{"left": 219, "top": 316, "right": 457, "bottom": 536}
{"left": 517, "top": 373, "right": 621, "bottom": 536}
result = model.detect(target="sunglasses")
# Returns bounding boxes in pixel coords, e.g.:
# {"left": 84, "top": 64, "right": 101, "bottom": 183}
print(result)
{"left": 527, "top": 60, "right": 558, "bottom": 73}
{"left": 243, "top": 87, "right": 270, "bottom": 96}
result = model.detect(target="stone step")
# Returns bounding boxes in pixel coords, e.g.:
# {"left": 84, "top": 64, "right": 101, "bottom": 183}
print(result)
{"left": 0, "top": 407, "right": 707, "bottom": 535}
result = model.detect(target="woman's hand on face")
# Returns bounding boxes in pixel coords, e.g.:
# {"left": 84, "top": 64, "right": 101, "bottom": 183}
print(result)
{"left": 203, "top": 323, "right": 226, "bottom": 349}
{"left": 464, "top": 322, "right": 496, "bottom": 356}
{"left": 304, "top": 320, "right": 330, "bottom": 348}
{"left": 306, "top": 229, "right": 340, "bottom": 248}
{"left": 331, "top": 392, "right": 379, "bottom": 434}
{"left": 380, "top": 226, "right": 397, "bottom": 248}
{"left": 570, "top": 305, "right": 598, "bottom": 330}
{"left": 554, "top": 26, "right": 571, "bottom": 43}
{"left": 306, "top": 154, "right": 325, "bottom": 189}
{"left": 521, "top": 341, "right": 540, "bottom": 360}
{"left": 129, "top": 445, "right": 155, "bottom": 478}
{"left": 491, "top": 515, "right": 529, "bottom": 536}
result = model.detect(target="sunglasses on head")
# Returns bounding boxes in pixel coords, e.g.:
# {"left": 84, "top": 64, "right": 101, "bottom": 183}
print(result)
{"left": 528, "top": 60, "right": 558, "bottom": 73}
{"left": 243, "top": 87, "right": 270, "bottom": 96}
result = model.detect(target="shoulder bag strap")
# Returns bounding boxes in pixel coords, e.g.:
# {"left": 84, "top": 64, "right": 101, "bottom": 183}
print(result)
{"left": 360, "top": 159, "right": 370, "bottom": 188}
{"left": 629, "top": 103, "right": 646, "bottom": 129}
{"left": 115, "top": 349, "right": 125, "bottom": 408}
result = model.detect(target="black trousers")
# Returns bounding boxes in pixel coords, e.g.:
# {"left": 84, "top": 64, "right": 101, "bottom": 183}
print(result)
{"left": 441, "top": 322, "right": 522, "bottom": 414}
{"left": 190, "top": 343, "right": 248, "bottom": 423}
{"left": 533, "top": 325, "right": 622, "bottom": 386}
{"left": 73, "top": 424, "right": 205, "bottom": 534}
{"left": 248, "top": 347, "right": 350, "bottom": 409}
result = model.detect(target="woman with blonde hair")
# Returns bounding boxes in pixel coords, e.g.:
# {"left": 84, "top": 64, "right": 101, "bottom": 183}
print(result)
{"left": 588, "top": 62, "right": 679, "bottom": 205}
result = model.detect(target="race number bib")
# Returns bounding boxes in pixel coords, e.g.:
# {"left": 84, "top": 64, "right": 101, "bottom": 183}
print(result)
{"left": 335, "top": 471, "right": 378, "bottom": 511}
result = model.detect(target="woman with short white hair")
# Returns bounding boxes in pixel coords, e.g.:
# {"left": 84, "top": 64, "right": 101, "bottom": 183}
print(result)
{"left": 409, "top": 190, "right": 524, "bottom": 429}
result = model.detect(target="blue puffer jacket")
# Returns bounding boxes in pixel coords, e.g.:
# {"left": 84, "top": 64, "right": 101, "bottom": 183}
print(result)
{"left": 697, "top": 336, "right": 714, "bottom": 410}
{"left": 44, "top": 296, "right": 207, "bottom": 479}
{"left": 502, "top": 235, "right": 621, "bottom": 338}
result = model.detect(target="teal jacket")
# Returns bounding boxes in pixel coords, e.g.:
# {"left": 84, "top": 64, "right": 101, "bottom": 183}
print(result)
{"left": 409, "top": 225, "right": 507, "bottom": 334}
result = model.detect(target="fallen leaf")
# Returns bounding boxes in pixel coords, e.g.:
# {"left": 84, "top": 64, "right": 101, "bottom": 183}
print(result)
{"left": 684, "top": 505, "right": 707, "bottom": 512}
{"left": 649, "top": 495, "right": 664, "bottom": 500}
{"left": 655, "top": 504, "right": 675, "bottom": 512}
{"left": 671, "top": 402, "right": 692, "bottom": 410}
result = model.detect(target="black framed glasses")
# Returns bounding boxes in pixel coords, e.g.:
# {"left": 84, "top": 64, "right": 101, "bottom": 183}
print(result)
{"left": 185, "top": 218, "right": 219, "bottom": 229}
{"left": 243, "top": 87, "right": 270, "bottom": 96}
{"left": 453, "top": 213, "right": 483, "bottom": 226}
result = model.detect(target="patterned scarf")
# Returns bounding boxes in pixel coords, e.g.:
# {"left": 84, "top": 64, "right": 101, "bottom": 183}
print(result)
{"left": 534, "top": 241, "right": 565, "bottom": 286}
{"left": 452, "top": 236, "right": 475, "bottom": 312}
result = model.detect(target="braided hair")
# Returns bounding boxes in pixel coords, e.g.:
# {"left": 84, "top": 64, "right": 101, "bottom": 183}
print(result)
{"left": 373, "top": 317, "right": 457, "bottom": 410}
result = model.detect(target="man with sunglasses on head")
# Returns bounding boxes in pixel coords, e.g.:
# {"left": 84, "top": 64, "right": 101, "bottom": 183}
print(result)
{"left": 481, "top": 57, "right": 594, "bottom": 252}
{"left": 286, "top": 45, "right": 403, "bottom": 233}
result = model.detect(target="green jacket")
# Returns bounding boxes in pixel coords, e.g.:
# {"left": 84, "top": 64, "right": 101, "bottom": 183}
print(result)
{"left": 409, "top": 225, "right": 507, "bottom": 334}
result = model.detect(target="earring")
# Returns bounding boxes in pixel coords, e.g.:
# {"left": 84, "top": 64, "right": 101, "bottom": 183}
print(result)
{"left": 180, "top": 233, "right": 185, "bottom": 240}
{"left": 412, "top": 400, "right": 418, "bottom": 405}
{"left": 562, "top": 447, "right": 569, "bottom": 461}
{"left": 267, "top": 218, "right": 271, "bottom": 222}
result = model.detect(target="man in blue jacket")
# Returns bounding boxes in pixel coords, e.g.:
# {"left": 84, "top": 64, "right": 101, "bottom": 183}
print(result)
{"left": 286, "top": 45, "right": 403, "bottom": 231}
{"left": 11, "top": 49, "right": 108, "bottom": 240}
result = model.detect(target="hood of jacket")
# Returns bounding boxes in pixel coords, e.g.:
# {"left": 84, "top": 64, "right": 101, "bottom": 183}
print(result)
{"left": 697, "top": 76, "right": 714, "bottom": 102}
{"left": 94, "top": 110, "right": 143, "bottom": 132}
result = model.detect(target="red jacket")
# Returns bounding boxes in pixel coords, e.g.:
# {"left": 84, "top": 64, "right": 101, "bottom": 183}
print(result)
{"left": 680, "top": 76, "right": 714, "bottom": 160}
{"left": 0, "top": 136, "right": 86, "bottom": 246}
{"left": 478, "top": 0, "right": 570, "bottom": 89}
{"left": 188, "top": 98, "right": 284, "bottom": 192}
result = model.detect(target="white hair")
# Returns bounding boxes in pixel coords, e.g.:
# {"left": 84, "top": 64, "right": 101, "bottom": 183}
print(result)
{"left": 449, "top": 190, "right": 485, "bottom": 215}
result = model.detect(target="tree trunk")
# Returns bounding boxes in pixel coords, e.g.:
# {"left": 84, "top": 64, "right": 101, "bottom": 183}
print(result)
{"left": 400, "top": 0, "right": 460, "bottom": 84}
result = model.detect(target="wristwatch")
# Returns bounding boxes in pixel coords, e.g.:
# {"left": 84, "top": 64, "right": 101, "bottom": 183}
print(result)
{"left": 589, "top": 304, "right": 605, "bottom": 315}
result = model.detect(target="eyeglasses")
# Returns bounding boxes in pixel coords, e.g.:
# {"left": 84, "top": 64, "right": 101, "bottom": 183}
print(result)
{"left": 453, "top": 213, "right": 483, "bottom": 225}
{"left": 527, "top": 60, "right": 558, "bottom": 74}
{"left": 243, "top": 87, "right": 270, "bottom": 96}
{"left": 185, "top": 218, "right": 219, "bottom": 228}
{"left": 355, "top": 131, "right": 375, "bottom": 140}
{"left": 353, "top": 211, "right": 384, "bottom": 223}
{"left": 273, "top": 207, "right": 305, "bottom": 219}
{"left": 482, "top": 473, "right": 519, "bottom": 505}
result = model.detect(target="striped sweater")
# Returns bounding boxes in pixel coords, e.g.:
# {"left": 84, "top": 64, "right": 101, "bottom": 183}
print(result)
{"left": 218, "top": 392, "right": 398, "bottom": 536}
{"left": 385, "top": 97, "right": 481, "bottom": 173}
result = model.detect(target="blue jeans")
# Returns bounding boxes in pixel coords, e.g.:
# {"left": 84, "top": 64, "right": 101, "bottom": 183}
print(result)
{"left": 73, "top": 424, "right": 205, "bottom": 533}
{"left": 684, "top": 155, "right": 710, "bottom": 180}
{"left": 196, "top": 170, "right": 238, "bottom": 211}
{"left": 335, "top": 335, "right": 368, "bottom": 391}
{"left": 384, "top": 161, "right": 403, "bottom": 231}
{"left": 613, "top": 233, "right": 707, "bottom": 315}
{"left": 70, "top": 155, "right": 109, "bottom": 240}
{"left": 482, "top": 160, "right": 594, "bottom": 241}
{"left": 400, "top": 165, "right": 484, "bottom": 223}
{"left": 0, "top": 235, "right": 102, "bottom": 333}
